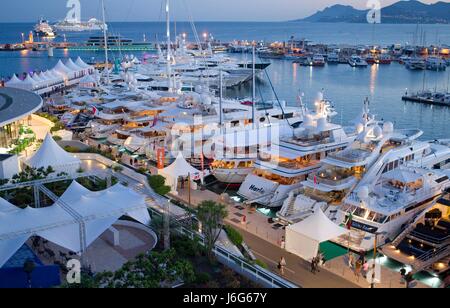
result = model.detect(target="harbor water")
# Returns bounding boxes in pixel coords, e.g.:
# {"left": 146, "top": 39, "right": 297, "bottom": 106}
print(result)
{"left": 1, "top": 22, "right": 449, "bottom": 140}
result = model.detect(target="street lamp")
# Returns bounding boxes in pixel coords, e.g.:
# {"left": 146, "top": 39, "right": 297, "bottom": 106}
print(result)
{"left": 21, "top": 33, "right": 24, "bottom": 43}
{"left": 203, "top": 32, "right": 208, "bottom": 42}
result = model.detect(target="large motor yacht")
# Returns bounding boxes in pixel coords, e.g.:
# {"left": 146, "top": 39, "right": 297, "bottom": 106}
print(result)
{"left": 333, "top": 167, "right": 450, "bottom": 252}
{"left": 237, "top": 95, "right": 355, "bottom": 208}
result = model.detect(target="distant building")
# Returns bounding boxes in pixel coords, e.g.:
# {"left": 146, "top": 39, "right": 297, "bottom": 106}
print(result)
{"left": 0, "top": 88, "right": 42, "bottom": 152}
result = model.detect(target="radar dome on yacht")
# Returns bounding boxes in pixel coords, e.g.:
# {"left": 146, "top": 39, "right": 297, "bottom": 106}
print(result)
{"left": 201, "top": 94, "right": 212, "bottom": 105}
{"left": 303, "top": 114, "right": 314, "bottom": 128}
{"left": 373, "top": 125, "right": 383, "bottom": 138}
{"left": 316, "top": 91, "right": 324, "bottom": 102}
{"left": 316, "top": 117, "right": 327, "bottom": 132}
{"left": 383, "top": 122, "right": 394, "bottom": 134}
{"left": 357, "top": 186, "right": 370, "bottom": 201}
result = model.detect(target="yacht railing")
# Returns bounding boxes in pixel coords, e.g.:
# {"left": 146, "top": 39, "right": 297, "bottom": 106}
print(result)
{"left": 307, "top": 174, "right": 355, "bottom": 187}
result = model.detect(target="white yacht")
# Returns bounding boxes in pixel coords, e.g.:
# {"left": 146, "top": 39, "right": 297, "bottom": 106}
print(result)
{"left": 53, "top": 18, "right": 107, "bottom": 32}
{"left": 348, "top": 55, "right": 368, "bottom": 67}
{"left": 34, "top": 18, "right": 56, "bottom": 38}
{"left": 237, "top": 96, "right": 355, "bottom": 208}
{"left": 334, "top": 167, "right": 450, "bottom": 252}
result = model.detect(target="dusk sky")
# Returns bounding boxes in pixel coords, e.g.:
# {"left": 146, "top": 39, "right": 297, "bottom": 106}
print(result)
{"left": 1, "top": 0, "right": 448, "bottom": 22}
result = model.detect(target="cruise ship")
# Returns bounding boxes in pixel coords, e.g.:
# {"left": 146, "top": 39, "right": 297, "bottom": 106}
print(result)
{"left": 53, "top": 18, "right": 107, "bottom": 32}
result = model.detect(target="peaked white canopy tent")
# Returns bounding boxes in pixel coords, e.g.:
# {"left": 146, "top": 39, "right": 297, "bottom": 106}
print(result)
{"left": 159, "top": 153, "right": 202, "bottom": 193}
{"left": 285, "top": 209, "right": 348, "bottom": 261}
{"left": 5, "top": 58, "right": 94, "bottom": 94}
{"left": 0, "top": 181, "right": 151, "bottom": 268}
{"left": 25, "top": 133, "right": 81, "bottom": 175}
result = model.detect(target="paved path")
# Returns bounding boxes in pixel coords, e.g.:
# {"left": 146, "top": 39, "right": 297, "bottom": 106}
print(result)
{"left": 238, "top": 228, "right": 360, "bottom": 288}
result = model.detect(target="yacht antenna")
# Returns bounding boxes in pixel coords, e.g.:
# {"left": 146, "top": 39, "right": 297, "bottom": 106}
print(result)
{"left": 101, "top": 0, "right": 110, "bottom": 84}
{"left": 219, "top": 69, "right": 223, "bottom": 129}
{"left": 252, "top": 44, "right": 256, "bottom": 129}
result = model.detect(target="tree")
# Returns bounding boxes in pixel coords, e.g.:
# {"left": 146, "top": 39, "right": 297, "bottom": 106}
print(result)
{"left": 148, "top": 175, "right": 171, "bottom": 196}
{"left": 23, "top": 259, "right": 36, "bottom": 288}
{"left": 196, "top": 200, "right": 228, "bottom": 262}
{"left": 63, "top": 250, "right": 195, "bottom": 288}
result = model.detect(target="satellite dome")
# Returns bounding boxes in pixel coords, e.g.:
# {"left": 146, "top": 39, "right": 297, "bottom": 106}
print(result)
{"left": 373, "top": 125, "right": 383, "bottom": 138}
{"left": 201, "top": 94, "right": 212, "bottom": 105}
{"left": 316, "top": 91, "right": 324, "bottom": 102}
{"left": 316, "top": 117, "right": 327, "bottom": 132}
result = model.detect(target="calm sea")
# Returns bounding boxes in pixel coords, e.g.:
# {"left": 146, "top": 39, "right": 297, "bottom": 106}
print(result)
{"left": 0, "top": 22, "right": 449, "bottom": 140}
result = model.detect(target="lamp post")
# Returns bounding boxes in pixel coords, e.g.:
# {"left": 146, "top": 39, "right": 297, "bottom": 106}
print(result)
{"left": 163, "top": 199, "right": 171, "bottom": 251}
{"left": 21, "top": 33, "right": 24, "bottom": 43}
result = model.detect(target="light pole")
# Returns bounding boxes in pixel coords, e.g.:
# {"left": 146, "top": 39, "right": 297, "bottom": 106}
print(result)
{"left": 163, "top": 199, "right": 171, "bottom": 251}
{"left": 21, "top": 33, "right": 24, "bottom": 43}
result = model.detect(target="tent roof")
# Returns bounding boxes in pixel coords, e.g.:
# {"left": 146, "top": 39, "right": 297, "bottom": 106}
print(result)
{"left": 22, "top": 74, "right": 37, "bottom": 86}
{"left": 287, "top": 209, "right": 348, "bottom": 243}
{"left": 382, "top": 169, "right": 422, "bottom": 183}
{"left": 26, "top": 133, "right": 81, "bottom": 169}
{"left": 65, "top": 58, "right": 84, "bottom": 72}
{"left": 79, "top": 74, "right": 97, "bottom": 84}
{"left": 54, "top": 60, "right": 74, "bottom": 74}
{"left": 160, "top": 152, "right": 200, "bottom": 178}
{"left": 0, "top": 181, "right": 150, "bottom": 267}
{"left": 75, "top": 57, "right": 92, "bottom": 69}
{"left": 6, "top": 74, "right": 22, "bottom": 85}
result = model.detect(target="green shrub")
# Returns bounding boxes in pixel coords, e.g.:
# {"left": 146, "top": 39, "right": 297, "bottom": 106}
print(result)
{"left": 64, "top": 146, "right": 80, "bottom": 153}
{"left": 148, "top": 175, "right": 166, "bottom": 189}
{"left": 195, "top": 272, "right": 211, "bottom": 285}
{"left": 224, "top": 225, "right": 243, "bottom": 247}
{"left": 52, "top": 135, "right": 62, "bottom": 141}
{"left": 254, "top": 259, "right": 268, "bottom": 269}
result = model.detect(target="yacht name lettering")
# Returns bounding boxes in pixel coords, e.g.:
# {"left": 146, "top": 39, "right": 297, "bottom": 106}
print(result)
{"left": 249, "top": 185, "right": 265, "bottom": 194}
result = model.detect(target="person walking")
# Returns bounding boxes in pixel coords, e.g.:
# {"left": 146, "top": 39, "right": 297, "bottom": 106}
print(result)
{"left": 278, "top": 256, "right": 286, "bottom": 276}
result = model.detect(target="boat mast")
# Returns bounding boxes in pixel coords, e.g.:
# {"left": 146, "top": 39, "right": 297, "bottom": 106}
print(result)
{"left": 101, "top": 0, "right": 110, "bottom": 84}
{"left": 219, "top": 69, "right": 223, "bottom": 129}
{"left": 166, "top": 0, "right": 173, "bottom": 92}
{"left": 252, "top": 44, "right": 256, "bottom": 129}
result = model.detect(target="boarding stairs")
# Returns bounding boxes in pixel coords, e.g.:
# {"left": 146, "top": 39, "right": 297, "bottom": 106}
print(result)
{"left": 391, "top": 205, "right": 435, "bottom": 247}
{"left": 411, "top": 244, "right": 450, "bottom": 274}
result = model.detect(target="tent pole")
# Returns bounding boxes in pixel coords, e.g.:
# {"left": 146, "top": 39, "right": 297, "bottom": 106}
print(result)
{"left": 188, "top": 172, "right": 191, "bottom": 208}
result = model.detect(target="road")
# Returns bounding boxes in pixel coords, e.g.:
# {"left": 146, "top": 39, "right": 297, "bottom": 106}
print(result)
{"left": 238, "top": 228, "right": 361, "bottom": 288}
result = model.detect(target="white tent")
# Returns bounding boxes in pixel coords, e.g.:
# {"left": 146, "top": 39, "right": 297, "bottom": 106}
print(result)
{"left": 75, "top": 56, "right": 92, "bottom": 69}
{"left": 65, "top": 58, "right": 85, "bottom": 74}
{"left": 0, "top": 181, "right": 151, "bottom": 267}
{"left": 159, "top": 152, "right": 201, "bottom": 192}
{"left": 79, "top": 74, "right": 98, "bottom": 88}
{"left": 285, "top": 209, "right": 348, "bottom": 261}
{"left": 25, "top": 133, "right": 81, "bottom": 174}
{"left": 21, "top": 74, "right": 38, "bottom": 90}
{"left": 5, "top": 74, "right": 23, "bottom": 88}
{"left": 53, "top": 60, "right": 75, "bottom": 79}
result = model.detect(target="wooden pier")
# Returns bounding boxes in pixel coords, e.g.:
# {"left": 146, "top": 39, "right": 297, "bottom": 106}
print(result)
{"left": 402, "top": 95, "right": 450, "bottom": 107}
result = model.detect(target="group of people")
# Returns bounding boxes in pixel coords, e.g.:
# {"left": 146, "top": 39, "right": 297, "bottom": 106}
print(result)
{"left": 310, "top": 251, "right": 325, "bottom": 274}
{"left": 346, "top": 251, "right": 369, "bottom": 281}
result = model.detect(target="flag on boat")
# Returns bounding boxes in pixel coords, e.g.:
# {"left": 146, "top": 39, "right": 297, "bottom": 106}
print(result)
{"left": 345, "top": 213, "right": 353, "bottom": 230}
{"left": 92, "top": 106, "right": 99, "bottom": 115}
